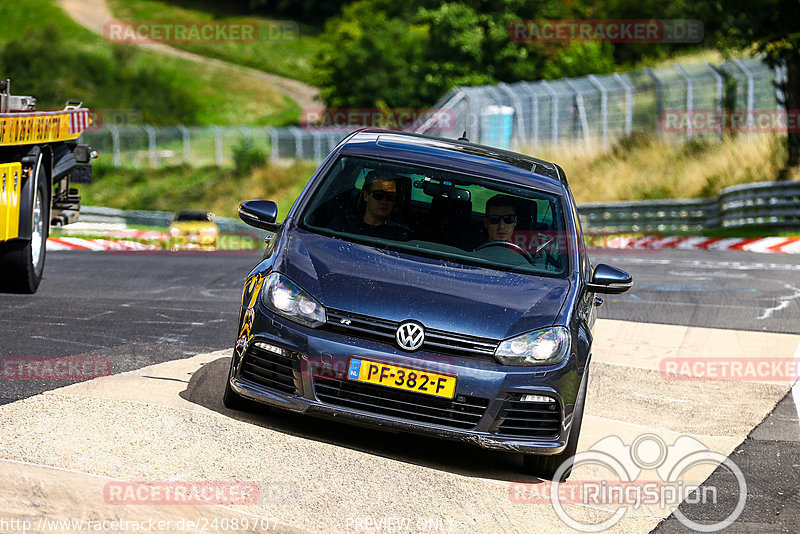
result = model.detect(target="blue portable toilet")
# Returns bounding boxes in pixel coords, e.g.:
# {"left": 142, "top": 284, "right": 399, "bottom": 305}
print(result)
{"left": 480, "top": 105, "right": 514, "bottom": 149}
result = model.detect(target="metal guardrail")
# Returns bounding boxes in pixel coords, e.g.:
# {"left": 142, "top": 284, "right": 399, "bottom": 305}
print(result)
{"left": 79, "top": 206, "right": 258, "bottom": 234}
{"left": 578, "top": 181, "right": 800, "bottom": 232}
{"left": 76, "top": 181, "right": 799, "bottom": 236}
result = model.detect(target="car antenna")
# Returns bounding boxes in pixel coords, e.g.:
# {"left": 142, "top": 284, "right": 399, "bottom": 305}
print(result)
{"left": 457, "top": 131, "right": 470, "bottom": 143}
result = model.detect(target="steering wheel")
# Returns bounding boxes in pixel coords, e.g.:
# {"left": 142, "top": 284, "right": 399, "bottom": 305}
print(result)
{"left": 474, "top": 240, "right": 536, "bottom": 265}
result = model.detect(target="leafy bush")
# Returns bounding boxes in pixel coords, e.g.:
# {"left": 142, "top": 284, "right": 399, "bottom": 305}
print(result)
{"left": 232, "top": 137, "right": 268, "bottom": 175}
{"left": 313, "top": 0, "right": 618, "bottom": 108}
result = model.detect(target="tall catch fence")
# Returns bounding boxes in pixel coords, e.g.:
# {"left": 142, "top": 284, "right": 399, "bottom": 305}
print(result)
{"left": 81, "top": 57, "right": 785, "bottom": 166}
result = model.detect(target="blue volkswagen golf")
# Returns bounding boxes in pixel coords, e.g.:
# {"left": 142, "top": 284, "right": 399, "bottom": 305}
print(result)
{"left": 226, "top": 129, "right": 631, "bottom": 480}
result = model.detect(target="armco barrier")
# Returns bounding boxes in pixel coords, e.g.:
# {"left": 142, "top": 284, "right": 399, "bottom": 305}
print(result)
{"left": 578, "top": 181, "right": 800, "bottom": 232}
{"left": 75, "top": 180, "right": 798, "bottom": 236}
{"left": 78, "top": 206, "right": 260, "bottom": 235}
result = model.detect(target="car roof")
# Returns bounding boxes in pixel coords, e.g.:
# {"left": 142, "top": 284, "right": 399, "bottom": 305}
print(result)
{"left": 337, "top": 129, "right": 566, "bottom": 195}
{"left": 173, "top": 210, "right": 213, "bottom": 219}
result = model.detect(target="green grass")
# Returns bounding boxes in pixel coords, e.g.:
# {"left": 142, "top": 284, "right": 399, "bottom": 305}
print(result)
{"left": 700, "top": 227, "right": 800, "bottom": 238}
{"left": 0, "top": 0, "right": 299, "bottom": 126}
{"left": 79, "top": 159, "right": 320, "bottom": 220}
{"left": 107, "top": 0, "right": 322, "bottom": 85}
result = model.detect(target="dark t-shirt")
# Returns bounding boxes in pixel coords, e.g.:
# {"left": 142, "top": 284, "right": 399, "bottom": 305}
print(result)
{"left": 329, "top": 214, "right": 412, "bottom": 241}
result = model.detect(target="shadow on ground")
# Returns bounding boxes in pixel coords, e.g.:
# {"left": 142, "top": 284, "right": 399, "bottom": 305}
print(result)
{"left": 180, "top": 356, "right": 536, "bottom": 483}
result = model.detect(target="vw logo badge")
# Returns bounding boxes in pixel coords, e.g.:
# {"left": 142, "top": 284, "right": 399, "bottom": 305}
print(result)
{"left": 396, "top": 321, "right": 425, "bottom": 351}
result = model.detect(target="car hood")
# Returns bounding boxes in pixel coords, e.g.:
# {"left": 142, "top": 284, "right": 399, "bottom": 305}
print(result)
{"left": 273, "top": 229, "right": 571, "bottom": 341}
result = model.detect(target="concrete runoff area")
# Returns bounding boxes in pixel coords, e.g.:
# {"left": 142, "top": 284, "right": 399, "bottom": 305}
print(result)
{"left": 0, "top": 319, "right": 798, "bottom": 533}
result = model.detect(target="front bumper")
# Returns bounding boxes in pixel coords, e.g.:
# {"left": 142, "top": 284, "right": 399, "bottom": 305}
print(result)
{"left": 230, "top": 309, "right": 583, "bottom": 455}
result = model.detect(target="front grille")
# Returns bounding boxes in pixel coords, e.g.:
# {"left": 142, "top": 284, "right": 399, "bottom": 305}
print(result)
{"left": 239, "top": 343, "right": 299, "bottom": 395}
{"left": 493, "top": 396, "right": 561, "bottom": 438}
{"left": 314, "top": 376, "right": 489, "bottom": 430}
{"left": 325, "top": 308, "right": 499, "bottom": 360}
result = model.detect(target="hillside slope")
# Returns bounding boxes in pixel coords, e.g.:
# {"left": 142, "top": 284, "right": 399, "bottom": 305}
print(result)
{"left": 60, "top": 0, "right": 319, "bottom": 111}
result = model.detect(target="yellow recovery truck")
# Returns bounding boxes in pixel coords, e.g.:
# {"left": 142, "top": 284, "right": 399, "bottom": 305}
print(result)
{"left": 0, "top": 79, "right": 95, "bottom": 293}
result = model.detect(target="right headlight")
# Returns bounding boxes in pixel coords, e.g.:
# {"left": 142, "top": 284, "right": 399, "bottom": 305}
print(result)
{"left": 494, "top": 326, "right": 570, "bottom": 365}
{"left": 261, "top": 272, "right": 326, "bottom": 328}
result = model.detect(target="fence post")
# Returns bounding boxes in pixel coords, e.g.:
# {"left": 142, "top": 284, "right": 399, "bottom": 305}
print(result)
{"left": 178, "top": 125, "right": 190, "bottom": 163}
{"left": 144, "top": 125, "right": 157, "bottom": 168}
{"left": 310, "top": 129, "right": 323, "bottom": 161}
{"left": 674, "top": 65, "right": 693, "bottom": 138}
{"left": 566, "top": 79, "right": 591, "bottom": 147}
{"left": 498, "top": 83, "right": 526, "bottom": 148}
{"left": 775, "top": 62, "right": 787, "bottom": 111}
{"left": 290, "top": 126, "right": 303, "bottom": 159}
{"left": 539, "top": 80, "right": 559, "bottom": 145}
{"left": 705, "top": 61, "right": 724, "bottom": 139}
{"left": 266, "top": 127, "right": 278, "bottom": 160}
{"left": 109, "top": 125, "right": 121, "bottom": 167}
{"left": 212, "top": 125, "right": 223, "bottom": 166}
{"left": 733, "top": 58, "right": 755, "bottom": 127}
{"left": 587, "top": 75, "right": 608, "bottom": 146}
{"left": 644, "top": 68, "right": 663, "bottom": 137}
{"left": 517, "top": 83, "right": 539, "bottom": 146}
{"left": 613, "top": 73, "right": 634, "bottom": 136}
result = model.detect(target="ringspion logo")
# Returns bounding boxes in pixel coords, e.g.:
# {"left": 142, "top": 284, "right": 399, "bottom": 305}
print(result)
{"left": 511, "top": 434, "right": 746, "bottom": 532}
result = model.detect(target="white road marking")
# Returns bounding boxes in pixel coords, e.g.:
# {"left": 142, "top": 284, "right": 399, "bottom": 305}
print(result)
{"left": 610, "top": 258, "right": 800, "bottom": 271}
{"left": 759, "top": 282, "right": 800, "bottom": 320}
{"left": 29, "top": 336, "right": 105, "bottom": 348}
{"left": 793, "top": 342, "right": 800, "bottom": 427}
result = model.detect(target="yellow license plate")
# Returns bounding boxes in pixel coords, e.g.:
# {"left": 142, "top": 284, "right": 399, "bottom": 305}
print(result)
{"left": 348, "top": 358, "right": 457, "bottom": 399}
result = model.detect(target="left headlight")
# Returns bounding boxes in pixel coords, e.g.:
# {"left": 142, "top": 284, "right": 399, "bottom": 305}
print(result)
{"left": 494, "top": 326, "right": 570, "bottom": 366}
{"left": 261, "top": 271, "right": 326, "bottom": 328}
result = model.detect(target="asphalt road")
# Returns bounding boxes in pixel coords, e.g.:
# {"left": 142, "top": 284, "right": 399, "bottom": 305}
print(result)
{"left": 0, "top": 250, "right": 262, "bottom": 405}
{"left": 2, "top": 248, "right": 798, "bottom": 403}
{"left": 1, "top": 248, "right": 798, "bottom": 532}
{"left": 590, "top": 248, "right": 800, "bottom": 334}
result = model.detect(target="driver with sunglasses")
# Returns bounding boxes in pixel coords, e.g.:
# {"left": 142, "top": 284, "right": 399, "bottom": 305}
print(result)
{"left": 483, "top": 194, "right": 518, "bottom": 243}
{"left": 329, "top": 169, "right": 412, "bottom": 240}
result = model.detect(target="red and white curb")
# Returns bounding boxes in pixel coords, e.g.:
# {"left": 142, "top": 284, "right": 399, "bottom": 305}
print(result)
{"left": 46, "top": 235, "right": 800, "bottom": 254}
{"left": 46, "top": 238, "right": 160, "bottom": 251}
{"left": 601, "top": 235, "right": 800, "bottom": 254}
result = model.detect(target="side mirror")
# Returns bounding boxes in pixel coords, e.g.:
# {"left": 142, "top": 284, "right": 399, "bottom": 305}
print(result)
{"left": 238, "top": 200, "right": 281, "bottom": 231}
{"left": 586, "top": 264, "right": 632, "bottom": 294}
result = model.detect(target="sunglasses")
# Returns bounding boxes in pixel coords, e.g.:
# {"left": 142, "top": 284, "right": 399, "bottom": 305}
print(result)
{"left": 369, "top": 190, "right": 396, "bottom": 201}
{"left": 486, "top": 214, "right": 517, "bottom": 224}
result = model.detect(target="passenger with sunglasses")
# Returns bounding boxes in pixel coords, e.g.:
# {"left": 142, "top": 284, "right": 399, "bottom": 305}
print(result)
{"left": 473, "top": 194, "right": 540, "bottom": 266}
{"left": 329, "top": 169, "right": 411, "bottom": 240}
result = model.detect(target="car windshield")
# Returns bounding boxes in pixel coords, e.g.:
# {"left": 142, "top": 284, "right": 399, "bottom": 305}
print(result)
{"left": 174, "top": 211, "right": 211, "bottom": 222}
{"left": 299, "top": 156, "right": 571, "bottom": 276}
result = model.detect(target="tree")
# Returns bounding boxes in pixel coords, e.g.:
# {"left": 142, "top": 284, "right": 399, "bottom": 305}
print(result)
{"left": 715, "top": 0, "right": 800, "bottom": 178}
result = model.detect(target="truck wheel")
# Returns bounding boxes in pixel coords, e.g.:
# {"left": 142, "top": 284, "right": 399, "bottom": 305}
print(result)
{"left": 522, "top": 367, "right": 589, "bottom": 481}
{"left": 0, "top": 166, "right": 49, "bottom": 293}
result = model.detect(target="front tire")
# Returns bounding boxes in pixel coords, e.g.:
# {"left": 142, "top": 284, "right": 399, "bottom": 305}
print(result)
{"left": 522, "top": 368, "right": 589, "bottom": 481}
{"left": 0, "top": 165, "right": 49, "bottom": 293}
{"left": 223, "top": 357, "right": 268, "bottom": 413}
